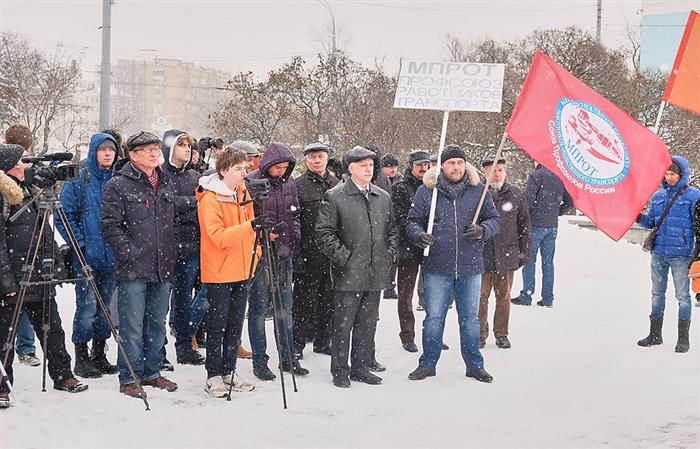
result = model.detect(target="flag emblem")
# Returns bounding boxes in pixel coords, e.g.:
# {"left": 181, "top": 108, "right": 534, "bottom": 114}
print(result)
{"left": 555, "top": 98, "right": 630, "bottom": 187}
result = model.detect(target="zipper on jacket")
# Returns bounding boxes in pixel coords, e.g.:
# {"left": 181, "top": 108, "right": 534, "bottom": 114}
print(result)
{"left": 453, "top": 199, "right": 458, "bottom": 279}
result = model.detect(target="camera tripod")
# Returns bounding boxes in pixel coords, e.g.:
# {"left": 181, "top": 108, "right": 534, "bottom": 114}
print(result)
{"left": 0, "top": 183, "right": 150, "bottom": 410}
{"left": 232, "top": 205, "right": 298, "bottom": 408}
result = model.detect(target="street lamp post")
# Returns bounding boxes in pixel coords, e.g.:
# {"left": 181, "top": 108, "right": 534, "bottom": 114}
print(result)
{"left": 318, "top": 0, "right": 336, "bottom": 53}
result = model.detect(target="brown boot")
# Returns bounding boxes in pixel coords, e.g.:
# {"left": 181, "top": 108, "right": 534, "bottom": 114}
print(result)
{"left": 120, "top": 383, "right": 147, "bottom": 399}
{"left": 53, "top": 377, "right": 88, "bottom": 393}
{"left": 142, "top": 376, "right": 178, "bottom": 392}
{"left": 237, "top": 346, "right": 253, "bottom": 359}
{"left": 192, "top": 336, "right": 199, "bottom": 351}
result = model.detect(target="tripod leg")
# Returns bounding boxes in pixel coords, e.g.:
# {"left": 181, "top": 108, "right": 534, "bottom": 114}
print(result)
{"left": 55, "top": 207, "right": 150, "bottom": 411}
{"left": 270, "top": 255, "right": 298, "bottom": 392}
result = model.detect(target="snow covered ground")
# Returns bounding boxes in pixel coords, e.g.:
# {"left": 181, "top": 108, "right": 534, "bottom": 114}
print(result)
{"left": 1, "top": 219, "right": 698, "bottom": 449}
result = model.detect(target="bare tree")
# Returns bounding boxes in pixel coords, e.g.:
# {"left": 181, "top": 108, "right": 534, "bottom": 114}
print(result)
{"left": 0, "top": 33, "right": 84, "bottom": 154}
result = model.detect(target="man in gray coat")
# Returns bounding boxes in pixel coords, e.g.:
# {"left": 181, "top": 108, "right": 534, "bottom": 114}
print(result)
{"left": 316, "top": 146, "right": 398, "bottom": 388}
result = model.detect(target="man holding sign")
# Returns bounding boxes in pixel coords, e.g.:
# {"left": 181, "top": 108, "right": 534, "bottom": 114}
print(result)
{"left": 405, "top": 145, "right": 500, "bottom": 383}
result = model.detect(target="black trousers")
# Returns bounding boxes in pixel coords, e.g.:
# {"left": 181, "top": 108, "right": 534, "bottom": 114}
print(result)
{"left": 0, "top": 297, "right": 74, "bottom": 392}
{"left": 292, "top": 265, "right": 333, "bottom": 352}
{"left": 330, "top": 290, "right": 380, "bottom": 378}
{"left": 204, "top": 282, "right": 247, "bottom": 378}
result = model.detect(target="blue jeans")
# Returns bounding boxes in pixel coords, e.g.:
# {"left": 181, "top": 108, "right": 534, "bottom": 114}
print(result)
{"left": 248, "top": 259, "right": 294, "bottom": 365}
{"left": 15, "top": 311, "right": 36, "bottom": 356}
{"left": 419, "top": 273, "right": 484, "bottom": 372}
{"left": 117, "top": 281, "right": 170, "bottom": 385}
{"left": 651, "top": 253, "right": 693, "bottom": 321}
{"left": 72, "top": 268, "right": 117, "bottom": 345}
{"left": 519, "top": 227, "right": 558, "bottom": 305}
{"left": 170, "top": 253, "right": 207, "bottom": 356}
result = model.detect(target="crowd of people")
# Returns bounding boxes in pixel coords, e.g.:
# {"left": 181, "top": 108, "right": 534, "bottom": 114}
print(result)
{"left": 0, "top": 122, "right": 695, "bottom": 408}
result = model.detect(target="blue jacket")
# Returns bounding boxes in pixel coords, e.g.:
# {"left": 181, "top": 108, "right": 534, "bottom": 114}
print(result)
{"left": 406, "top": 168, "right": 501, "bottom": 276}
{"left": 525, "top": 165, "right": 574, "bottom": 228}
{"left": 56, "top": 133, "right": 117, "bottom": 273}
{"left": 639, "top": 156, "right": 700, "bottom": 257}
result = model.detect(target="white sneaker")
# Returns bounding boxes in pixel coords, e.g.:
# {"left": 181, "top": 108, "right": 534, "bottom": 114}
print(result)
{"left": 18, "top": 353, "right": 41, "bottom": 367}
{"left": 223, "top": 372, "right": 255, "bottom": 392}
{"left": 205, "top": 376, "right": 229, "bottom": 398}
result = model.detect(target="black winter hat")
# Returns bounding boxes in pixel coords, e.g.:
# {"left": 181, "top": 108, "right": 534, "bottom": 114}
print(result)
{"left": 127, "top": 131, "right": 162, "bottom": 151}
{"left": 303, "top": 142, "right": 331, "bottom": 156}
{"left": 344, "top": 146, "right": 376, "bottom": 165}
{"left": 669, "top": 161, "right": 682, "bottom": 177}
{"left": 408, "top": 149, "right": 431, "bottom": 165}
{"left": 441, "top": 144, "right": 466, "bottom": 163}
{"left": 382, "top": 154, "right": 399, "bottom": 167}
{"left": 482, "top": 154, "right": 507, "bottom": 167}
{"left": 0, "top": 144, "right": 25, "bottom": 172}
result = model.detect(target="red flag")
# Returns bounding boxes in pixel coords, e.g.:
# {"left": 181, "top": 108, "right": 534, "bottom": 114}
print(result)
{"left": 663, "top": 10, "right": 700, "bottom": 115}
{"left": 506, "top": 51, "right": 671, "bottom": 241}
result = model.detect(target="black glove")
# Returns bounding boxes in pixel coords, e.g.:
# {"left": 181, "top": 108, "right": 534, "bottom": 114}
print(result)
{"left": 463, "top": 223, "right": 484, "bottom": 240}
{"left": 416, "top": 232, "right": 436, "bottom": 249}
{"left": 251, "top": 215, "right": 274, "bottom": 231}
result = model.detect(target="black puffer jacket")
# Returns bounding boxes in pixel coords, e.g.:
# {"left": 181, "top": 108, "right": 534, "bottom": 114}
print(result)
{"left": 2, "top": 178, "right": 65, "bottom": 303}
{"left": 391, "top": 168, "right": 423, "bottom": 265}
{"left": 101, "top": 162, "right": 177, "bottom": 282}
{"left": 316, "top": 180, "right": 398, "bottom": 292}
{"left": 295, "top": 169, "right": 339, "bottom": 271}
{"left": 483, "top": 182, "right": 531, "bottom": 273}
{"left": 161, "top": 129, "right": 201, "bottom": 257}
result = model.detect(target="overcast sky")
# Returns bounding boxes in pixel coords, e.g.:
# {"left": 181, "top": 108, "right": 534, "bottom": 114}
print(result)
{"left": 1, "top": 0, "right": 698, "bottom": 80}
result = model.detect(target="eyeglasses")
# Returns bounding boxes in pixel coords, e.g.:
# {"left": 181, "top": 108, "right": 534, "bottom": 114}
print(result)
{"left": 133, "top": 147, "right": 161, "bottom": 154}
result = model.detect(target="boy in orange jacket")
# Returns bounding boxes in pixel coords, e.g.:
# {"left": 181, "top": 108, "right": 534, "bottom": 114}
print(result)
{"left": 197, "top": 147, "right": 263, "bottom": 398}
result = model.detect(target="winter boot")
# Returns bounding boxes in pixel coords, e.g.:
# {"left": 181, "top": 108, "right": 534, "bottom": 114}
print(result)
{"left": 253, "top": 363, "right": 277, "bottom": 381}
{"left": 54, "top": 377, "right": 88, "bottom": 393}
{"left": 0, "top": 391, "right": 10, "bottom": 409}
{"left": 280, "top": 359, "right": 309, "bottom": 376}
{"left": 675, "top": 319, "right": 691, "bottom": 353}
{"left": 74, "top": 343, "right": 102, "bottom": 378}
{"left": 637, "top": 315, "right": 663, "bottom": 347}
{"left": 91, "top": 340, "right": 118, "bottom": 375}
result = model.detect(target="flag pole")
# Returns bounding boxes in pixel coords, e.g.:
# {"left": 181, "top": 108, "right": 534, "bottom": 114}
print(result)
{"left": 472, "top": 129, "right": 508, "bottom": 224}
{"left": 424, "top": 110, "right": 450, "bottom": 256}
{"left": 652, "top": 101, "right": 667, "bottom": 135}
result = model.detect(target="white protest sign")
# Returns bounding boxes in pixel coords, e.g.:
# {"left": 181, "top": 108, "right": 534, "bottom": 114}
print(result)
{"left": 393, "top": 61, "right": 505, "bottom": 112}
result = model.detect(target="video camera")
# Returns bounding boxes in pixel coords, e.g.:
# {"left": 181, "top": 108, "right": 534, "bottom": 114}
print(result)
{"left": 198, "top": 137, "right": 224, "bottom": 152}
{"left": 22, "top": 152, "right": 79, "bottom": 188}
{"left": 244, "top": 176, "right": 270, "bottom": 201}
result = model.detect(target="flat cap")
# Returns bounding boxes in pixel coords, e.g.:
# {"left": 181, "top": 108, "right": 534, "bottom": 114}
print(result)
{"left": 382, "top": 154, "right": 399, "bottom": 167}
{"left": 126, "top": 131, "right": 162, "bottom": 151}
{"left": 303, "top": 142, "right": 332, "bottom": 156}
{"left": 408, "top": 149, "right": 431, "bottom": 165}
{"left": 344, "top": 145, "right": 376, "bottom": 165}
{"left": 231, "top": 140, "right": 260, "bottom": 157}
{"left": 481, "top": 155, "right": 507, "bottom": 167}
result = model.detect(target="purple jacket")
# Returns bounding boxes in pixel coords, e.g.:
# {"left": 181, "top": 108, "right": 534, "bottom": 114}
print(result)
{"left": 247, "top": 143, "right": 301, "bottom": 260}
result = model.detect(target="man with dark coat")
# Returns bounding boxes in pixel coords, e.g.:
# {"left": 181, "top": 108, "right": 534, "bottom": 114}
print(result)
{"left": 391, "top": 149, "right": 430, "bottom": 353}
{"left": 0, "top": 144, "right": 88, "bottom": 408}
{"left": 512, "top": 163, "right": 573, "bottom": 307}
{"left": 381, "top": 153, "right": 403, "bottom": 300}
{"left": 405, "top": 145, "right": 500, "bottom": 383}
{"left": 56, "top": 133, "right": 119, "bottom": 379}
{"left": 316, "top": 146, "right": 398, "bottom": 388}
{"left": 101, "top": 131, "right": 178, "bottom": 399}
{"left": 159, "top": 129, "right": 207, "bottom": 366}
{"left": 292, "top": 143, "right": 339, "bottom": 358}
{"left": 247, "top": 142, "right": 306, "bottom": 380}
{"left": 478, "top": 156, "right": 531, "bottom": 350}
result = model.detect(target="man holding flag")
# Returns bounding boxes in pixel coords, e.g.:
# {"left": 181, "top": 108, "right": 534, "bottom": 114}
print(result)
{"left": 405, "top": 145, "right": 500, "bottom": 383}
